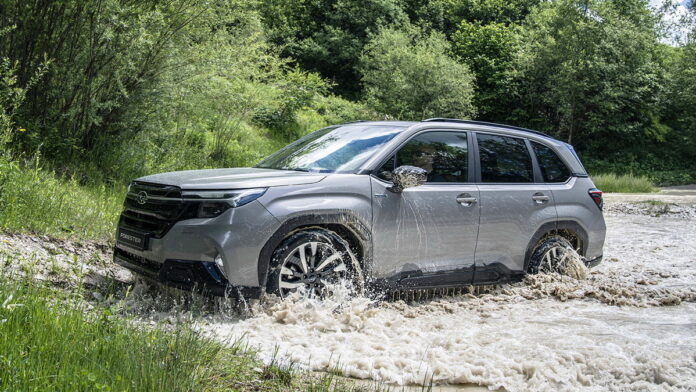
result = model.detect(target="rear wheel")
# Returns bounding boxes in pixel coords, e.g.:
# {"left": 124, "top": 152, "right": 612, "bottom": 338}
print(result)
{"left": 528, "top": 235, "right": 578, "bottom": 275}
{"left": 266, "top": 228, "right": 363, "bottom": 298}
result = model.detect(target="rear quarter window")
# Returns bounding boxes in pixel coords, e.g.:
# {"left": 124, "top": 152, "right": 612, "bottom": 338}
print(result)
{"left": 531, "top": 141, "right": 571, "bottom": 183}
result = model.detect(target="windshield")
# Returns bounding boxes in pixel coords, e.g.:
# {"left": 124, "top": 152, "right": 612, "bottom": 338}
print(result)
{"left": 256, "top": 124, "right": 405, "bottom": 173}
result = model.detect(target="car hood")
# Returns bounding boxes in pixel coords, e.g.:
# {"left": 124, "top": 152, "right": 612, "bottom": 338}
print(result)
{"left": 135, "top": 168, "right": 326, "bottom": 189}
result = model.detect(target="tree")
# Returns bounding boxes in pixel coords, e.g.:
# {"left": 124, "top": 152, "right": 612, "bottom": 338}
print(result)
{"left": 359, "top": 27, "right": 476, "bottom": 120}
{"left": 451, "top": 20, "right": 518, "bottom": 120}
{"left": 401, "top": 0, "right": 540, "bottom": 35}
{"left": 0, "top": 0, "right": 205, "bottom": 162}
{"left": 259, "top": 0, "right": 407, "bottom": 97}
{"left": 662, "top": 41, "right": 696, "bottom": 170}
{"left": 509, "top": 0, "right": 666, "bottom": 155}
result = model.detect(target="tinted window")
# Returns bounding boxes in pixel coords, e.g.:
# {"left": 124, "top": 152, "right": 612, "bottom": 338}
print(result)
{"left": 532, "top": 141, "right": 571, "bottom": 182}
{"left": 477, "top": 134, "right": 533, "bottom": 183}
{"left": 394, "top": 132, "right": 469, "bottom": 183}
{"left": 257, "top": 125, "right": 405, "bottom": 173}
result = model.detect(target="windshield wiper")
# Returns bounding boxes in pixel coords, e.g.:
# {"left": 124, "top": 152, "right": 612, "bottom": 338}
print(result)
{"left": 281, "top": 167, "right": 311, "bottom": 172}
{"left": 255, "top": 165, "right": 308, "bottom": 172}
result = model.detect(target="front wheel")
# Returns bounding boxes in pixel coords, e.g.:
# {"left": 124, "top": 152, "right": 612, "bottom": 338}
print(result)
{"left": 266, "top": 228, "right": 363, "bottom": 298}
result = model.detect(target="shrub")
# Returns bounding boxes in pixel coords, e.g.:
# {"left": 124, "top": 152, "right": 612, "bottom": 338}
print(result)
{"left": 312, "top": 94, "right": 383, "bottom": 124}
{"left": 252, "top": 68, "right": 329, "bottom": 139}
{"left": 359, "top": 27, "right": 477, "bottom": 120}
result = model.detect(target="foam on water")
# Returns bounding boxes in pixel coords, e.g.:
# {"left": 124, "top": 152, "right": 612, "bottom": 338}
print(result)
{"left": 205, "top": 213, "right": 696, "bottom": 391}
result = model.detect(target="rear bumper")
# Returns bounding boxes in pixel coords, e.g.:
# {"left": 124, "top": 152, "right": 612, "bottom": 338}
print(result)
{"left": 584, "top": 255, "right": 603, "bottom": 268}
{"left": 114, "top": 248, "right": 262, "bottom": 298}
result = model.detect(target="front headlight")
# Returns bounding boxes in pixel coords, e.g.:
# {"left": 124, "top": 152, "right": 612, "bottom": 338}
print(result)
{"left": 181, "top": 188, "right": 267, "bottom": 218}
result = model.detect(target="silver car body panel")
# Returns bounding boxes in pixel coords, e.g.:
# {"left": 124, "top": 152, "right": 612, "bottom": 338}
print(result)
{"left": 549, "top": 176, "right": 606, "bottom": 260}
{"left": 258, "top": 174, "right": 373, "bottom": 235}
{"left": 370, "top": 176, "right": 480, "bottom": 278}
{"left": 137, "top": 167, "right": 327, "bottom": 189}
{"left": 115, "top": 200, "right": 281, "bottom": 286}
{"left": 474, "top": 183, "right": 558, "bottom": 271}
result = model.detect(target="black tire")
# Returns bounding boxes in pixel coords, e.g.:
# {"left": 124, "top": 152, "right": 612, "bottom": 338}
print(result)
{"left": 266, "top": 228, "right": 363, "bottom": 298}
{"left": 527, "top": 235, "right": 576, "bottom": 274}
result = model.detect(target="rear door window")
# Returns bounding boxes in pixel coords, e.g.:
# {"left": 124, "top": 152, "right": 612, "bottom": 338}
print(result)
{"left": 531, "top": 141, "right": 571, "bottom": 183}
{"left": 476, "top": 133, "right": 533, "bottom": 183}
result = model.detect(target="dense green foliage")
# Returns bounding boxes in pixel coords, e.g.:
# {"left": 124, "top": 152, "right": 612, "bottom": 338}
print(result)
{"left": 0, "top": 0, "right": 694, "bottom": 187}
{"left": 0, "top": 0, "right": 378, "bottom": 183}
{"left": 662, "top": 40, "right": 696, "bottom": 169}
{"left": 360, "top": 27, "right": 476, "bottom": 120}
{"left": 260, "top": 0, "right": 408, "bottom": 97}
{"left": 510, "top": 0, "right": 666, "bottom": 152}
{"left": 451, "top": 20, "right": 517, "bottom": 119}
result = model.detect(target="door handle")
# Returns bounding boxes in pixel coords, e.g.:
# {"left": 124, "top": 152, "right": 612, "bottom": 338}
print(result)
{"left": 532, "top": 193, "right": 550, "bottom": 204}
{"left": 456, "top": 193, "right": 477, "bottom": 207}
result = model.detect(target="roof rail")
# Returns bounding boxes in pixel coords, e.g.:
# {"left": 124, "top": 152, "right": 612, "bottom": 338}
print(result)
{"left": 422, "top": 118, "right": 552, "bottom": 138}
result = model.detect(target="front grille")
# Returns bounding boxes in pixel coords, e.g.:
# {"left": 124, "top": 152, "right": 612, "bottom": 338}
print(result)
{"left": 119, "top": 182, "right": 185, "bottom": 238}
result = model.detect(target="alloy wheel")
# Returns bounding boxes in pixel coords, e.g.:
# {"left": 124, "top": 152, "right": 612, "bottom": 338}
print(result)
{"left": 538, "top": 244, "right": 574, "bottom": 274}
{"left": 278, "top": 241, "right": 349, "bottom": 297}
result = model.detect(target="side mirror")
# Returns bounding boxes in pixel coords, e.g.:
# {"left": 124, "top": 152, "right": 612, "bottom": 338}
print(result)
{"left": 388, "top": 165, "right": 427, "bottom": 193}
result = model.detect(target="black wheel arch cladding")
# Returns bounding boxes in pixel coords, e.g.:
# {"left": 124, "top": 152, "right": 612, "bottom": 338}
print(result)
{"left": 257, "top": 211, "right": 372, "bottom": 287}
{"left": 524, "top": 220, "right": 589, "bottom": 272}
{"left": 527, "top": 234, "right": 574, "bottom": 274}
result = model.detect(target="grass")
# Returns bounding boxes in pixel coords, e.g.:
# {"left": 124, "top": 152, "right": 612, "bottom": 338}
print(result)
{"left": 0, "top": 277, "right": 365, "bottom": 391}
{"left": 591, "top": 173, "right": 657, "bottom": 193}
{"left": 0, "top": 157, "right": 123, "bottom": 241}
{"left": 0, "top": 279, "right": 222, "bottom": 391}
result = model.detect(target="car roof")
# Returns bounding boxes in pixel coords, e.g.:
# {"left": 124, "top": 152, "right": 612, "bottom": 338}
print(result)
{"left": 348, "top": 119, "right": 587, "bottom": 175}
{"left": 344, "top": 119, "right": 559, "bottom": 143}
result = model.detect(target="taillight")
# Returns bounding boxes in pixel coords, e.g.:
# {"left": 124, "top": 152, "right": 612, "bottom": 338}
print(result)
{"left": 588, "top": 188, "right": 603, "bottom": 210}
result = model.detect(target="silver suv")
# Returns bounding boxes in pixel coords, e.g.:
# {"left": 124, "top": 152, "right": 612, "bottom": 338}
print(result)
{"left": 114, "top": 119, "right": 606, "bottom": 298}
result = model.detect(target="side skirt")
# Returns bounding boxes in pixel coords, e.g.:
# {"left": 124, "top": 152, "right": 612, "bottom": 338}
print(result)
{"left": 369, "top": 262, "right": 524, "bottom": 291}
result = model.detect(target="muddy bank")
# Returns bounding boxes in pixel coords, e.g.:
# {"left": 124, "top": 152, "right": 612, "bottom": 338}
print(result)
{"left": 0, "top": 232, "right": 129, "bottom": 290}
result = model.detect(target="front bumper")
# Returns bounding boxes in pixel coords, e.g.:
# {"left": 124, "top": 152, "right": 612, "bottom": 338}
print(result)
{"left": 114, "top": 248, "right": 262, "bottom": 298}
{"left": 113, "top": 199, "right": 280, "bottom": 289}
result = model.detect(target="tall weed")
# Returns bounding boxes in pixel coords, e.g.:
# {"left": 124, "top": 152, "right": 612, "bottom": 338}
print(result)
{"left": 0, "top": 156, "right": 123, "bottom": 241}
{"left": 591, "top": 173, "right": 656, "bottom": 193}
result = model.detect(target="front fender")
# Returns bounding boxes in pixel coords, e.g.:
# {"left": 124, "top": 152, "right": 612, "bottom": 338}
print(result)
{"left": 256, "top": 174, "right": 373, "bottom": 286}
